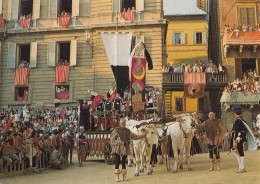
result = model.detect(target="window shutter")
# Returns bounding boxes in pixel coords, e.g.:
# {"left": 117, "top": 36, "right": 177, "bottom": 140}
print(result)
{"left": 72, "top": 0, "right": 80, "bottom": 17}
{"left": 136, "top": 0, "right": 145, "bottom": 12}
{"left": 30, "top": 42, "right": 37, "bottom": 68}
{"left": 70, "top": 40, "right": 77, "bottom": 66}
{"left": 33, "top": 0, "right": 40, "bottom": 19}
{"left": 202, "top": 32, "right": 207, "bottom": 44}
{"left": 247, "top": 8, "right": 254, "bottom": 27}
{"left": 48, "top": 42, "right": 56, "bottom": 67}
{"left": 240, "top": 8, "right": 246, "bottom": 26}
{"left": 49, "top": 0, "right": 57, "bottom": 18}
{"left": 171, "top": 33, "right": 175, "bottom": 45}
{"left": 7, "top": 43, "right": 16, "bottom": 69}
{"left": 112, "top": 0, "right": 121, "bottom": 13}
{"left": 0, "top": 0, "right": 2, "bottom": 15}
{"left": 11, "top": 0, "right": 19, "bottom": 20}
{"left": 180, "top": 32, "right": 185, "bottom": 44}
{"left": 193, "top": 32, "right": 197, "bottom": 44}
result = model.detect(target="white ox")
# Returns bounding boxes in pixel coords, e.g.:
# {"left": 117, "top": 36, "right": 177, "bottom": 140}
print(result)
{"left": 165, "top": 113, "right": 198, "bottom": 173}
{"left": 125, "top": 119, "right": 160, "bottom": 176}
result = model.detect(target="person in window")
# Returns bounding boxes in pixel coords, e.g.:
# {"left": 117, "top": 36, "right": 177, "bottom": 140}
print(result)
{"left": 60, "top": 86, "right": 65, "bottom": 92}
{"left": 121, "top": 8, "right": 126, "bottom": 20}
{"left": 64, "top": 59, "right": 69, "bottom": 66}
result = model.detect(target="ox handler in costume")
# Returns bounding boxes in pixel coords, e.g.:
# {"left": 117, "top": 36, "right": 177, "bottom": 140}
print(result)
{"left": 230, "top": 104, "right": 257, "bottom": 173}
{"left": 111, "top": 118, "right": 148, "bottom": 182}
{"left": 76, "top": 126, "right": 87, "bottom": 167}
{"left": 196, "top": 112, "right": 226, "bottom": 171}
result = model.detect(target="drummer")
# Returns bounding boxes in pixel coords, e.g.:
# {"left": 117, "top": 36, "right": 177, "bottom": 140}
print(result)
{"left": 76, "top": 126, "right": 87, "bottom": 167}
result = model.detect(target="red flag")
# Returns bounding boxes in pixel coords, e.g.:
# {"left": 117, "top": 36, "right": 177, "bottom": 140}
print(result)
{"left": 90, "top": 94, "right": 104, "bottom": 110}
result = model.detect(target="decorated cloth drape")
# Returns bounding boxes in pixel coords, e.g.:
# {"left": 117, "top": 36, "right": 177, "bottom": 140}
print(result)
{"left": 56, "top": 92, "right": 69, "bottom": 99}
{"left": 131, "top": 57, "right": 146, "bottom": 112}
{"left": 19, "top": 18, "right": 31, "bottom": 29}
{"left": 14, "top": 68, "right": 29, "bottom": 86}
{"left": 0, "top": 18, "right": 5, "bottom": 29}
{"left": 183, "top": 72, "right": 206, "bottom": 98}
{"left": 16, "top": 93, "right": 28, "bottom": 101}
{"left": 58, "top": 16, "right": 71, "bottom": 28}
{"left": 55, "top": 66, "right": 69, "bottom": 83}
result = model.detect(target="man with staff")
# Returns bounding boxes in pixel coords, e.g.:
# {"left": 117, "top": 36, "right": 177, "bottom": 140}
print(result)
{"left": 195, "top": 112, "right": 226, "bottom": 171}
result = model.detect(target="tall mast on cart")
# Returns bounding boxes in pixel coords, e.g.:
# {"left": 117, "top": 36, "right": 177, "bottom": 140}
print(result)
{"left": 116, "top": 9, "right": 119, "bottom": 32}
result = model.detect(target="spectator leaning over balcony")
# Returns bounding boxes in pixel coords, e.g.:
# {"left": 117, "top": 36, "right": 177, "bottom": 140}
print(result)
{"left": 167, "top": 63, "right": 173, "bottom": 73}
{"left": 184, "top": 63, "right": 189, "bottom": 72}
{"left": 212, "top": 65, "right": 218, "bottom": 74}
{"left": 197, "top": 63, "right": 202, "bottom": 73}
{"left": 192, "top": 62, "right": 198, "bottom": 72}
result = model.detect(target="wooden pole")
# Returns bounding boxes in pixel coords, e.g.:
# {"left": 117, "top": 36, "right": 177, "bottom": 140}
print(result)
{"left": 116, "top": 9, "right": 118, "bottom": 32}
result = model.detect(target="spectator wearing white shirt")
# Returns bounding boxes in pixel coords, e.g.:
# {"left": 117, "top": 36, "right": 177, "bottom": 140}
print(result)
{"left": 192, "top": 63, "right": 198, "bottom": 72}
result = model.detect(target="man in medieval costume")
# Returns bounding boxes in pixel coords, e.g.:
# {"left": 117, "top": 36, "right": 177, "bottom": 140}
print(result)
{"left": 76, "top": 126, "right": 87, "bottom": 167}
{"left": 111, "top": 118, "right": 148, "bottom": 182}
{"left": 195, "top": 112, "right": 226, "bottom": 171}
{"left": 230, "top": 104, "right": 257, "bottom": 173}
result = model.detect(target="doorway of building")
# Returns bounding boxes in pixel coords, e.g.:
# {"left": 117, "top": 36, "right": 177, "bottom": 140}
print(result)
{"left": 241, "top": 58, "right": 256, "bottom": 74}
{"left": 122, "top": 0, "right": 135, "bottom": 12}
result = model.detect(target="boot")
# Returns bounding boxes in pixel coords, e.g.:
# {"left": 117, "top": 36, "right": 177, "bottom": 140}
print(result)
{"left": 236, "top": 157, "right": 246, "bottom": 173}
{"left": 122, "top": 169, "right": 128, "bottom": 181}
{"left": 216, "top": 158, "right": 221, "bottom": 171}
{"left": 234, "top": 153, "right": 241, "bottom": 172}
{"left": 209, "top": 159, "right": 214, "bottom": 171}
{"left": 114, "top": 169, "right": 120, "bottom": 182}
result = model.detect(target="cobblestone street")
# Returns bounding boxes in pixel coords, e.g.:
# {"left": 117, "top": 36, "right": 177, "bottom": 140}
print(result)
{"left": 1, "top": 150, "right": 259, "bottom": 184}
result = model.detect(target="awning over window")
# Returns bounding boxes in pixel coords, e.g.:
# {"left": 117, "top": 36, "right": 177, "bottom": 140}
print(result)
{"left": 223, "top": 31, "right": 260, "bottom": 46}
{"left": 220, "top": 91, "right": 260, "bottom": 104}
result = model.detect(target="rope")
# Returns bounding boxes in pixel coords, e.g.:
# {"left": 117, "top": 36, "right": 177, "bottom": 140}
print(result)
{"left": 196, "top": 136, "right": 230, "bottom": 157}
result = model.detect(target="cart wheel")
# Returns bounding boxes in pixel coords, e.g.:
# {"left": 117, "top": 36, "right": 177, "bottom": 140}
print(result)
{"left": 84, "top": 141, "right": 90, "bottom": 161}
{"left": 103, "top": 142, "right": 115, "bottom": 165}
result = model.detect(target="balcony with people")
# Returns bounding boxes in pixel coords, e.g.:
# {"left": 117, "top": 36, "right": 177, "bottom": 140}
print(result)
{"left": 223, "top": 24, "right": 260, "bottom": 57}
{"left": 162, "top": 60, "right": 228, "bottom": 90}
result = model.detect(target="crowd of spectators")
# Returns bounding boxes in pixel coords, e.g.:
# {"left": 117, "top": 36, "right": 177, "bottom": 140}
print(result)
{"left": 162, "top": 60, "right": 226, "bottom": 74}
{"left": 121, "top": 7, "right": 136, "bottom": 21}
{"left": 57, "top": 59, "right": 70, "bottom": 66}
{"left": 19, "top": 13, "right": 32, "bottom": 20}
{"left": 0, "top": 105, "right": 79, "bottom": 174}
{"left": 224, "top": 69, "right": 260, "bottom": 96}
{"left": 58, "top": 11, "right": 72, "bottom": 17}
{"left": 56, "top": 86, "right": 69, "bottom": 93}
{"left": 225, "top": 24, "right": 260, "bottom": 37}
{"left": 18, "top": 59, "right": 29, "bottom": 68}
